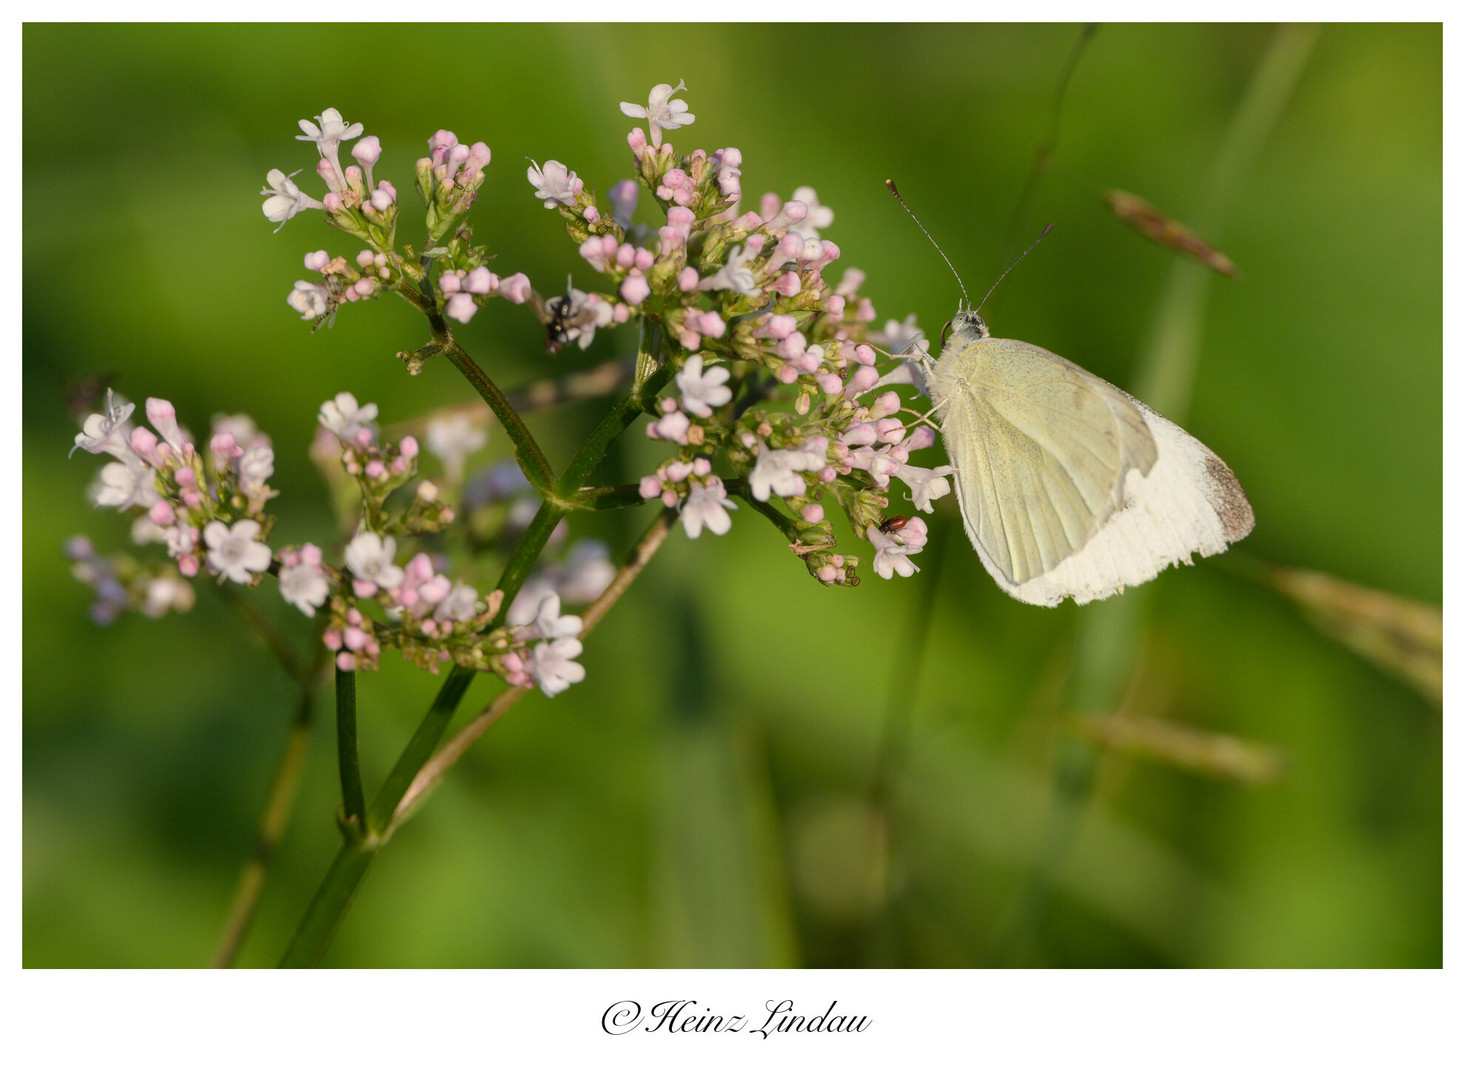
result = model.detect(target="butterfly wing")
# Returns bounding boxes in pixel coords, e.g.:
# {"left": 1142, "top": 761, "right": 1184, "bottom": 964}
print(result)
{"left": 931, "top": 337, "right": 1252, "bottom": 606}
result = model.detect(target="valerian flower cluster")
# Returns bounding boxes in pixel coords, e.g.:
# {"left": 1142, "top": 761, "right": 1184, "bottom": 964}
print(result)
{"left": 69, "top": 86, "right": 954, "bottom": 698}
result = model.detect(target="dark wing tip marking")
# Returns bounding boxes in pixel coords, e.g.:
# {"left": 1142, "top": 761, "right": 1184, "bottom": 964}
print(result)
{"left": 1203, "top": 453, "right": 1255, "bottom": 542}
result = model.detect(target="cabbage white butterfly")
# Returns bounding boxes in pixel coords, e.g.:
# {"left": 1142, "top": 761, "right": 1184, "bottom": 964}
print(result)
{"left": 889, "top": 182, "right": 1255, "bottom": 606}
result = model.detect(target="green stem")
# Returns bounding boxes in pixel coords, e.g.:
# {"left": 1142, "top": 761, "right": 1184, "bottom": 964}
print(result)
{"left": 365, "top": 664, "right": 477, "bottom": 834}
{"left": 568, "top": 484, "right": 646, "bottom": 511}
{"left": 489, "top": 501, "right": 569, "bottom": 628}
{"left": 335, "top": 666, "right": 366, "bottom": 828}
{"left": 724, "top": 477, "right": 801, "bottom": 541}
{"left": 277, "top": 664, "right": 477, "bottom": 967}
{"left": 211, "top": 657, "right": 323, "bottom": 967}
{"left": 277, "top": 840, "right": 378, "bottom": 968}
{"left": 440, "top": 335, "right": 556, "bottom": 494}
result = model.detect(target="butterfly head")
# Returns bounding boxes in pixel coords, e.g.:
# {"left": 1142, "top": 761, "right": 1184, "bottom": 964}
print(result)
{"left": 940, "top": 309, "right": 990, "bottom": 350}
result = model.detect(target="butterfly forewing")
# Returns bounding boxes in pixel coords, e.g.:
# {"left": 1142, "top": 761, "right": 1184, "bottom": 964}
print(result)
{"left": 932, "top": 337, "right": 1158, "bottom": 585}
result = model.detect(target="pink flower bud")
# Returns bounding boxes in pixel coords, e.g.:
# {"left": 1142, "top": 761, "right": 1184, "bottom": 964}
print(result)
{"left": 846, "top": 365, "right": 880, "bottom": 396}
{"left": 445, "top": 293, "right": 477, "bottom": 323}
{"left": 621, "top": 273, "right": 651, "bottom": 305}
{"left": 464, "top": 266, "right": 493, "bottom": 294}
{"left": 496, "top": 272, "right": 532, "bottom": 304}
{"left": 352, "top": 135, "right": 382, "bottom": 167}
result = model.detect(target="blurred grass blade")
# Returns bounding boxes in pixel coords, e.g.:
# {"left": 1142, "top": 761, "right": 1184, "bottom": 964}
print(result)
{"left": 1104, "top": 188, "right": 1240, "bottom": 278}
{"left": 1269, "top": 567, "right": 1442, "bottom": 703}
{"left": 1068, "top": 713, "right": 1286, "bottom": 784}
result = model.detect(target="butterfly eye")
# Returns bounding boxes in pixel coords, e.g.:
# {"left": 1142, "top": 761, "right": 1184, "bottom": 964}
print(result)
{"left": 939, "top": 319, "right": 955, "bottom": 347}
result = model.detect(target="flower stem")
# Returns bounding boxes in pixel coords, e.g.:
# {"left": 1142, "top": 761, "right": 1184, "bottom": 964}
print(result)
{"left": 724, "top": 477, "right": 800, "bottom": 541}
{"left": 210, "top": 658, "right": 323, "bottom": 967}
{"left": 335, "top": 666, "right": 366, "bottom": 828}
{"left": 430, "top": 317, "right": 556, "bottom": 493}
{"left": 277, "top": 663, "right": 476, "bottom": 967}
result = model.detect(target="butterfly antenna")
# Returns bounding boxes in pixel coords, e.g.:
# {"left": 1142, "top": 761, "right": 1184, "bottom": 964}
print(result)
{"left": 975, "top": 222, "right": 1053, "bottom": 315}
{"left": 886, "top": 179, "right": 970, "bottom": 310}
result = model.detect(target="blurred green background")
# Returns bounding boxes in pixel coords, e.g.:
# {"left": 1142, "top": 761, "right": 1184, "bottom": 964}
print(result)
{"left": 23, "top": 23, "right": 1440, "bottom": 967}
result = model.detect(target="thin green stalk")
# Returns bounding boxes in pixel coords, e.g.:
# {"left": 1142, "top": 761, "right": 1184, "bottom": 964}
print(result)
{"left": 277, "top": 841, "right": 378, "bottom": 968}
{"left": 278, "top": 664, "right": 476, "bottom": 967}
{"left": 364, "top": 664, "right": 478, "bottom": 834}
{"left": 211, "top": 662, "right": 323, "bottom": 967}
{"left": 335, "top": 666, "right": 366, "bottom": 828}
{"left": 441, "top": 336, "right": 556, "bottom": 493}
{"left": 724, "top": 477, "right": 801, "bottom": 541}
{"left": 570, "top": 484, "right": 647, "bottom": 511}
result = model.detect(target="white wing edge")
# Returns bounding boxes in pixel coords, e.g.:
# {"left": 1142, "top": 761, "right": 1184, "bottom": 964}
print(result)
{"left": 968, "top": 402, "right": 1255, "bottom": 607}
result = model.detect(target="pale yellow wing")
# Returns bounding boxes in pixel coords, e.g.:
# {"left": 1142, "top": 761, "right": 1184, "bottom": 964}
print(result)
{"left": 930, "top": 337, "right": 1158, "bottom": 586}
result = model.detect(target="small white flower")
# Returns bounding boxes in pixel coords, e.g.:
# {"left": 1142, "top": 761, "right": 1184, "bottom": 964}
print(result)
{"left": 318, "top": 392, "right": 378, "bottom": 441}
{"left": 434, "top": 581, "right": 480, "bottom": 624}
{"left": 166, "top": 523, "right": 199, "bottom": 560}
{"left": 344, "top": 531, "right": 404, "bottom": 590}
{"left": 558, "top": 540, "right": 616, "bottom": 604}
{"left": 261, "top": 168, "right": 325, "bottom": 232}
{"left": 619, "top": 79, "right": 695, "bottom": 147}
{"left": 698, "top": 244, "right": 759, "bottom": 297}
{"left": 72, "top": 390, "right": 136, "bottom": 460}
{"left": 288, "top": 281, "right": 330, "bottom": 320}
{"left": 296, "top": 107, "right": 363, "bottom": 152}
{"left": 425, "top": 412, "right": 488, "bottom": 481}
{"left": 846, "top": 444, "right": 899, "bottom": 490}
{"left": 531, "top": 637, "right": 585, "bottom": 698}
{"left": 505, "top": 574, "right": 557, "bottom": 630}
{"left": 527, "top": 159, "right": 583, "bottom": 208}
{"left": 238, "top": 444, "right": 275, "bottom": 496}
{"left": 748, "top": 442, "right": 826, "bottom": 503}
{"left": 203, "top": 519, "right": 273, "bottom": 584}
{"left": 131, "top": 515, "right": 168, "bottom": 547}
{"left": 681, "top": 476, "right": 736, "bottom": 539}
{"left": 141, "top": 575, "right": 195, "bottom": 618}
{"left": 867, "top": 521, "right": 926, "bottom": 580}
{"left": 278, "top": 559, "right": 331, "bottom": 616}
{"left": 788, "top": 186, "right": 834, "bottom": 240}
{"left": 877, "top": 314, "right": 929, "bottom": 359}
{"left": 92, "top": 458, "right": 158, "bottom": 512}
{"left": 676, "top": 355, "right": 732, "bottom": 418}
{"left": 532, "top": 592, "right": 583, "bottom": 641}
{"left": 893, "top": 463, "right": 954, "bottom": 513}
